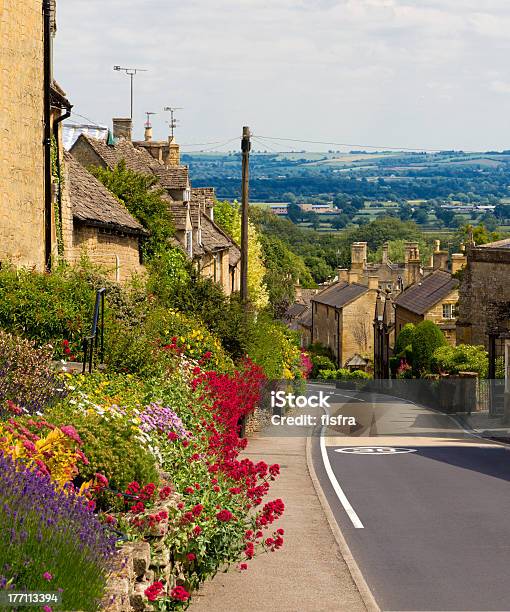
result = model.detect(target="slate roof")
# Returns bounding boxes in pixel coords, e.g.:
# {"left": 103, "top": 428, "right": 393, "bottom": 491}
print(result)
{"left": 312, "top": 281, "right": 368, "bottom": 309}
{"left": 201, "top": 214, "right": 233, "bottom": 252}
{"left": 65, "top": 152, "right": 147, "bottom": 236}
{"left": 191, "top": 187, "right": 215, "bottom": 210}
{"left": 395, "top": 270, "right": 458, "bottom": 315}
{"left": 284, "top": 303, "right": 308, "bottom": 321}
{"left": 167, "top": 202, "right": 189, "bottom": 231}
{"left": 71, "top": 135, "right": 189, "bottom": 190}
{"left": 298, "top": 307, "right": 312, "bottom": 329}
{"left": 478, "top": 238, "right": 510, "bottom": 249}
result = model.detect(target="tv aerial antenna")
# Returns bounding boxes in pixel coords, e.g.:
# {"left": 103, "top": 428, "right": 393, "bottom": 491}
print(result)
{"left": 164, "top": 106, "right": 183, "bottom": 138}
{"left": 145, "top": 111, "right": 156, "bottom": 127}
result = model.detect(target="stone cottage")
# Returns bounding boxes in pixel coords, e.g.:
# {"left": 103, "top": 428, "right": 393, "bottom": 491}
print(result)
{"left": 0, "top": 0, "right": 70, "bottom": 270}
{"left": 70, "top": 121, "right": 240, "bottom": 295}
{"left": 62, "top": 152, "right": 147, "bottom": 282}
{"left": 310, "top": 278, "right": 379, "bottom": 368}
{"left": 394, "top": 270, "right": 460, "bottom": 345}
{"left": 457, "top": 238, "right": 510, "bottom": 347}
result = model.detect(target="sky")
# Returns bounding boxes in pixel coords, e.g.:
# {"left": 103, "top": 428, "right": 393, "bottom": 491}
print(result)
{"left": 55, "top": 0, "right": 510, "bottom": 152}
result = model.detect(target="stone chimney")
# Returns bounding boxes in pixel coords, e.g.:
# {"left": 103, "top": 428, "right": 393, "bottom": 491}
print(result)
{"left": 404, "top": 242, "right": 419, "bottom": 264}
{"left": 406, "top": 246, "right": 421, "bottom": 286}
{"left": 351, "top": 242, "right": 367, "bottom": 272}
{"left": 164, "top": 136, "right": 180, "bottom": 167}
{"left": 382, "top": 242, "right": 389, "bottom": 264}
{"left": 337, "top": 268, "right": 349, "bottom": 282}
{"left": 433, "top": 240, "right": 449, "bottom": 270}
{"left": 451, "top": 253, "right": 467, "bottom": 275}
{"left": 348, "top": 271, "right": 359, "bottom": 284}
{"left": 368, "top": 275, "right": 379, "bottom": 291}
{"left": 112, "top": 118, "right": 132, "bottom": 141}
{"left": 144, "top": 124, "right": 153, "bottom": 142}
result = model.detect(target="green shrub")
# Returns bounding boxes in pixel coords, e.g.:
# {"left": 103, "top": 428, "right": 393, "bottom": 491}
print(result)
{"left": 46, "top": 397, "right": 159, "bottom": 503}
{"left": 311, "top": 355, "right": 336, "bottom": 378}
{"left": 0, "top": 330, "right": 64, "bottom": 415}
{"left": 411, "top": 321, "right": 447, "bottom": 375}
{"left": 432, "top": 344, "right": 489, "bottom": 378}
{"left": 395, "top": 323, "right": 415, "bottom": 356}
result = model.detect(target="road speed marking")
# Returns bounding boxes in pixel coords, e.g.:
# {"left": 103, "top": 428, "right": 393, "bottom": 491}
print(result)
{"left": 335, "top": 447, "right": 417, "bottom": 455}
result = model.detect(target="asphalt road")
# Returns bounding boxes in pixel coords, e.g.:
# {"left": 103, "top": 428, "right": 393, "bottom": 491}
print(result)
{"left": 310, "top": 386, "right": 510, "bottom": 612}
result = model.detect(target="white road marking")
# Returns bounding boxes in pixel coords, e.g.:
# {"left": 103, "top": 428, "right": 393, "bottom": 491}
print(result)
{"left": 335, "top": 447, "right": 417, "bottom": 455}
{"left": 320, "top": 409, "right": 364, "bottom": 529}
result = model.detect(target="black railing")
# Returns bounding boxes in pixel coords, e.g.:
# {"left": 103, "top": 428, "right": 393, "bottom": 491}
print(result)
{"left": 82, "top": 289, "right": 106, "bottom": 374}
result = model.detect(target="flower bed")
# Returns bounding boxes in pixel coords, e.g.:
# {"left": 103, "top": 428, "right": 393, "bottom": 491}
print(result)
{"left": 1, "top": 344, "right": 285, "bottom": 610}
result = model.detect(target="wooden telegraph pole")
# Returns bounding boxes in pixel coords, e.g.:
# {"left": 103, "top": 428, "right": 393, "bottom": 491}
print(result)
{"left": 240, "top": 126, "right": 251, "bottom": 306}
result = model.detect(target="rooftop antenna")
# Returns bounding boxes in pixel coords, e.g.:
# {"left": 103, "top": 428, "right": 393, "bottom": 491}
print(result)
{"left": 145, "top": 111, "right": 156, "bottom": 127}
{"left": 113, "top": 65, "right": 148, "bottom": 120}
{"left": 164, "top": 106, "right": 183, "bottom": 139}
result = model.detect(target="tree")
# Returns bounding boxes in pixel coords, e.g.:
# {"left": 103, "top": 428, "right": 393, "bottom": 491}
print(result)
{"left": 214, "top": 200, "right": 269, "bottom": 309}
{"left": 90, "top": 161, "right": 174, "bottom": 259}
{"left": 331, "top": 214, "right": 349, "bottom": 230}
{"left": 411, "top": 321, "right": 447, "bottom": 375}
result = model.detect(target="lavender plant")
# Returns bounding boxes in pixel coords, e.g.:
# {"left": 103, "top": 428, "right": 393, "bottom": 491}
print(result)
{"left": 0, "top": 331, "right": 66, "bottom": 417}
{"left": 0, "top": 452, "right": 117, "bottom": 609}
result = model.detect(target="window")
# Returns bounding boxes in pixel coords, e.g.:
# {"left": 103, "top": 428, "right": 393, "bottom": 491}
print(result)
{"left": 442, "top": 303, "right": 454, "bottom": 319}
{"left": 185, "top": 230, "right": 193, "bottom": 258}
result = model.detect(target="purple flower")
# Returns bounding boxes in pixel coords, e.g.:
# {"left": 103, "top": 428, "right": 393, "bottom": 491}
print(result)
{"left": 43, "top": 571, "right": 52, "bottom": 581}
{"left": 139, "top": 403, "right": 188, "bottom": 438}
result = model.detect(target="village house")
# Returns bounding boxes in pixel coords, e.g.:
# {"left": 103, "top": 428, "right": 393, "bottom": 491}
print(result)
{"left": 310, "top": 278, "right": 379, "bottom": 369}
{"left": 394, "top": 269, "right": 461, "bottom": 345}
{"left": 61, "top": 152, "right": 147, "bottom": 282}
{"left": 0, "top": 0, "right": 72, "bottom": 270}
{"left": 456, "top": 237, "right": 510, "bottom": 347}
{"left": 70, "top": 120, "right": 240, "bottom": 295}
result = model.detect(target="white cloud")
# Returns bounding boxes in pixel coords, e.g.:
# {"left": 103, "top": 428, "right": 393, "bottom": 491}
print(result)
{"left": 55, "top": 0, "right": 510, "bottom": 150}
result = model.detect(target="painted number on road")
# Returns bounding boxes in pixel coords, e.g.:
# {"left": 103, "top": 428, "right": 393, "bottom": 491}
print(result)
{"left": 334, "top": 447, "right": 417, "bottom": 455}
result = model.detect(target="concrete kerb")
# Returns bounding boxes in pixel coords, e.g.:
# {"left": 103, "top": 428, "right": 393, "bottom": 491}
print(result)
{"left": 305, "top": 435, "right": 380, "bottom": 612}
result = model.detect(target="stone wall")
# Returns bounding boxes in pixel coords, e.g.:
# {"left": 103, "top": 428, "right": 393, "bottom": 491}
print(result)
{"left": 69, "top": 226, "right": 144, "bottom": 283}
{"left": 341, "top": 290, "right": 378, "bottom": 365}
{"left": 312, "top": 302, "right": 339, "bottom": 363}
{"left": 0, "top": 0, "right": 45, "bottom": 269}
{"left": 457, "top": 247, "right": 510, "bottom": 346}
{"left": 102, "top": 494, "right": 183, "bottom": 612}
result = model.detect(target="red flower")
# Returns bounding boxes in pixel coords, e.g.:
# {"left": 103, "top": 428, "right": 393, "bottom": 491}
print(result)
{"left": 216, "top": 509, "right": 233, "bottom": 523}
{"left": 240, "top": 563, "right": 248, "bottom": 571}
{"left": 186, "top": 553, "right": 196, "bottom": 562}
{"left": 159, "top": 486, "right": 172, "bottom": 500}
{"left": 168, "top": 431, "right": 178, "bottom": 442}
{"left": 144, "top": 581, "right": 164, "bottom": 602}
{"left": 170, "top": 586, "right": 190, "bottom": 602}
{"left": 192, "top": 525, "right": 202, "bottom": 536}
{"left": 184, "top": 486, "right": 194, "bottom": 495}
{"left": 59, "top": 425, "right": 82, "bottom": 445}
{"left": 192, "top": 504, "right": 203, "bottom": 517}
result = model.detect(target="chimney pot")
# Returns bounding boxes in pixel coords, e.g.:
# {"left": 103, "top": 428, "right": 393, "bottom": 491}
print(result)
{"left": 348, "top": 271, "right": 359, "bottom": 284}
{"left": 368, "top": 276, "right": 379, "bottom": 290}
{"left": 144, "top": 125, "right": 153, "bottom": 142}
{"left": 337, "top": 268, "right": 349, "bottom": 282}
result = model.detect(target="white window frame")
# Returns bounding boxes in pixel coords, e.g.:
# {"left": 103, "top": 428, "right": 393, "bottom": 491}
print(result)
{"left": 442, "top": 303, "right": 454, "bottom": 319}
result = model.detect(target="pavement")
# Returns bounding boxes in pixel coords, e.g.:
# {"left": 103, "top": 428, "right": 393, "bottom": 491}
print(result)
{"left": 189, "top": 431, "right": 368, "bottom": 612}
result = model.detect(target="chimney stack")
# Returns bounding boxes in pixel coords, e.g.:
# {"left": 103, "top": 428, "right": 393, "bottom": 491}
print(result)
{"left": 348, "top": 271, "right": 359, "bottom": 284}
{"left": 382, "top": 242, "right": 389, "bottom": 264}
{"left": 144, "top": 125, "right": 153, "bottom": 142}
{"left": 112, "top": 118, "right": 133, "bottom": 141}
{"left": 164, "top": 136, "right": 180, "bottom": 167}
{"left": 350, "top": 242, "right": 367, "bottom": 272}
{"left": 451, "top": 253, "right": 467, "bottom": 275}
{"left": 337, "top": 268, "right": 349, "bottom": 283}
{"left": 406, "top": 246, "right": 421, "bottom": 286}
{"left": 368, "top": 275, "right": 379, "bottom": 291}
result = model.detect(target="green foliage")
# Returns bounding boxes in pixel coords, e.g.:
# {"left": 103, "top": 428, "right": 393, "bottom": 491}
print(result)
{"left": 46, "top": 382, "right": 159, "bottom": 499}
{"left": 395, "top": 324, "right": 416, "bottom": 355}
{"left": 214, "top": 200, "right": 269, "bottom": 309}
{"left": 90, "top": 161, "right": 174, "bottom": 258}
{"left": 411, "top": 321, "right": 447, "bottom": 375}
{"left": 318, "top": 368, "right": 371, "bottom": 381}
{"left": 432, "top": 344, "right": 489, "bottom": 378}
{"left": 455, "top": 223, "right": 501, "bottom": 248}
{"left": 310, "top": 355, "right": 336, "bottom": 378}
{"left": 259, "top": 233, "right": 315, "bottom": 316}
